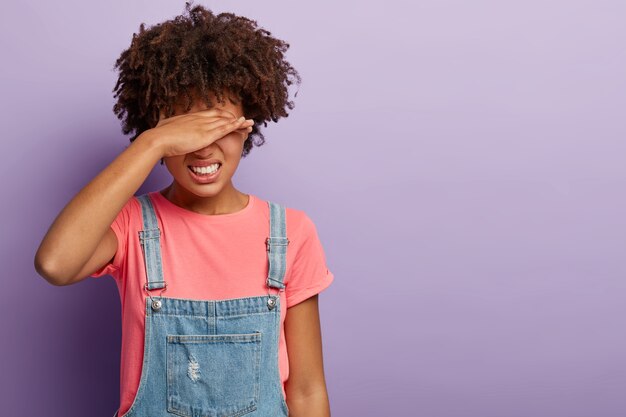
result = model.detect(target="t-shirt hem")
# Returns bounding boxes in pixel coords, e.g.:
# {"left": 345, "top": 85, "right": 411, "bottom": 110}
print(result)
{"left": 89, "top": 225, "right": 124, "bottom": 278}
{"left": 286, "top": 270, "right": 334, "bottom": 308}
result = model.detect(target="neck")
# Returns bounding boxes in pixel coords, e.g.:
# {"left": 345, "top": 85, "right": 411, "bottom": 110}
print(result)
{"left": 159, "top": 182, "right": 249, "bottom": 216}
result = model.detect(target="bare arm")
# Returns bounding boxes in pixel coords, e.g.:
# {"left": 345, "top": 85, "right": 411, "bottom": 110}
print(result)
{"left": 34, "top": 132, "right": 162, "bottom": 286}
{"left": 284, "top": 294, "right": 331, "bottom": 417}
{"left": 34, "top": 110, "right": 253, "bottom": 286}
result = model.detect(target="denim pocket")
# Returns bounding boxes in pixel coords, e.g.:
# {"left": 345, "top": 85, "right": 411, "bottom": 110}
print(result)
{"left": 166, "top": 332, "right": 262, "bottom": 417}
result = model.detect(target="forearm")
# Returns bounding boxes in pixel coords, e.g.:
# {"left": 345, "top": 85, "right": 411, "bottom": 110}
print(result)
{"left": 34, "top": 131, "right": 162, "bottom": 283}
{"left": 286, "top": 389, "right": 331, "bottom": 417}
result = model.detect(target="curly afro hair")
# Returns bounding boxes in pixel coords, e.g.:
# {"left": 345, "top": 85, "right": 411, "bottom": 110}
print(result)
{"left": 111, "top": 1, "right": 301, "bottom": 163}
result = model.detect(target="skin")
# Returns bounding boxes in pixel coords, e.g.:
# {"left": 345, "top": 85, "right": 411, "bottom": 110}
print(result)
{"left": 284, "top": 295, "right": 332, "bottom": 417}
{"left": 161, "top": 92, "right": 331, "bottom": 416}
{"left": 34, "top": 92, "right": 254, "bottom": 286}
{"left": 34, "top": 88, "right": 330, "bottom": 416}
{"left": 157, "top": 91, "right": 252, "bottom": 215}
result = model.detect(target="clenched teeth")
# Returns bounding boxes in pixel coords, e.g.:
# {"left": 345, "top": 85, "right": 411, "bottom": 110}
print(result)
{"left": 189, "top": 163, "right": 220, "bottom": 175}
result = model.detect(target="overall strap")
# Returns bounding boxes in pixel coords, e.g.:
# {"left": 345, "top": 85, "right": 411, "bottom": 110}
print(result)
{"left": 137, "top": 194, "right": 167, "bottom": 291}
{"left": 266, "top": 201, "right": 289, "bottom": 290}
{"left": 136, "top": 194, "right": 286, "bottom": 293}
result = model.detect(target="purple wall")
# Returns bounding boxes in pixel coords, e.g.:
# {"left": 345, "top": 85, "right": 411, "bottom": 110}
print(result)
{"left": 2, "top": 0, "right": 625, "bottom": 416}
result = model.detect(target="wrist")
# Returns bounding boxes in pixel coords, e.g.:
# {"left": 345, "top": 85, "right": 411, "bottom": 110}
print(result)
{"left": 134, "top": 129, "right": 164, "bottom": 163}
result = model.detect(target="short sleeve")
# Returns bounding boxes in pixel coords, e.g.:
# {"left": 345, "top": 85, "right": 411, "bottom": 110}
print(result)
{"left": 285, "top": 212, "right": 334, "bottom": 308}
{"left": 89, "top": 196, "right": 136, "bottom": 279}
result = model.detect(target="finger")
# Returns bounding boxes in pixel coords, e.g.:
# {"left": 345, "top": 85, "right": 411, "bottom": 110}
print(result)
{"left": 190, "top": 112, "right": 240, "bottom": 126}
{"left": 199, "top": 116, "right": 244, "bottom": 137}
{"left": 238, "top": 126, "right": 253, "bottom": 139}
{"left": 204, "top": 116, "right": 252, "bottom": 129}
{"left": 193, "top": 108, "right": 240, "bottom": 120}
{"left": 235, "top": 125, "right": 253, "bottom": 134}
{"left": 208, "top": 117, "right": 249, "bottom": 138}
{"left": 159, "top": 111, "right": 229, "bottom": 128}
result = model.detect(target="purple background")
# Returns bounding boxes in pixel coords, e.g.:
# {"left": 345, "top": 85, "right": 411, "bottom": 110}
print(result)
{"left": 2, "top": 0, "right": 625, "bottom": 416}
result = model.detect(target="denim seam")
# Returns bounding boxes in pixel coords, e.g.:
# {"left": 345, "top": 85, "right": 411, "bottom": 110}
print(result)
{"left": 152, "top": 311, "right": 272, "bottom": 319}
{"left": 149, "top": 294, "right": 279, "bottom": 303}
{"left": 275, "top": 300, "right": 289, "bottom": 415}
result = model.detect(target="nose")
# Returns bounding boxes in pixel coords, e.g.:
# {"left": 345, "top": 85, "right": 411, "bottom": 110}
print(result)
{"left": 191, "top": 144, "right": 216, "bottom": 159}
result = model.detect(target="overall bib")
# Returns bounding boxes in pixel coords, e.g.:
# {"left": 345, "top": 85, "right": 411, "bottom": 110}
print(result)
{"left": 113, "top": 193, "right": 290, "bottom": 417}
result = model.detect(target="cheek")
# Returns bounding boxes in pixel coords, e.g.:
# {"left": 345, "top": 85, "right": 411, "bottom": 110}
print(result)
{"left": 163, "top": 157, "right": 188, "bottom": 176}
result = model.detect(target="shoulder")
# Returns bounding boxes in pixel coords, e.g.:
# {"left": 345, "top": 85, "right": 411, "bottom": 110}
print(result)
{"left": 286, "top": 205, "right": 310, "bottom": 228}
{"left": 280, "top": 203, "right": 321, "bottom": 247}
{"left": 110, "top": 194, "right": 143, "bottom": 228}
{"left": 110, "top": 194, "right": 148, "bottom": 236}
{"left": 122, "top": 194, "right": 143, "bottom": 221}
{"left": 128, "top": 194, "right": 143, "bottom": 210}
{"left": 253, "top": 196, "right": 318, "bottom": 240}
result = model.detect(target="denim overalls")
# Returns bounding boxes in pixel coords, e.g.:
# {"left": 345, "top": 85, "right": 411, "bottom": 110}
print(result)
{"left": 113, "top": 193, "right": 290, "bottom": 417}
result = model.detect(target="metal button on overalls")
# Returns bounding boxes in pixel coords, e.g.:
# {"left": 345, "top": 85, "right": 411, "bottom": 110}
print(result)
{"left": 151, "top": 299, "right": 162, "bottom": 311}
{"left": 112, "top": 193, "right": 290, "bottom": 417}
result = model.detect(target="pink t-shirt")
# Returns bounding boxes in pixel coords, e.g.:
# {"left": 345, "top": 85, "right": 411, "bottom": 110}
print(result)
{"left": 90, "top": 191, "right": 334, "bottom": 416}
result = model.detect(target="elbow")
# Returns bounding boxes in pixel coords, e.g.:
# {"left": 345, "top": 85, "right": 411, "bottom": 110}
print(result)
{"left": 285, "top": 388, "right": 331, "bottom": 417}
{"left": 34, "top": 255, "right": 74, "bottom": 286}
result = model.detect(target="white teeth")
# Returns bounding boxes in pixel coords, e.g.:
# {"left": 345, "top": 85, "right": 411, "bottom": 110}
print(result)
{"left": 190, "top": 163, "right": 220, "bottom": 175}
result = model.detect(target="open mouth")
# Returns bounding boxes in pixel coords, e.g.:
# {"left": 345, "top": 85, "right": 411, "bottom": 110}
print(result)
{"left": 187, "top": 163, "right": 222, "bottom": 182}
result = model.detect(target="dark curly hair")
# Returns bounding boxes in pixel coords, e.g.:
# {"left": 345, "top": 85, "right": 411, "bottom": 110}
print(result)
{"left": 111, "top": 1, "right": 301, "bottom": 163}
